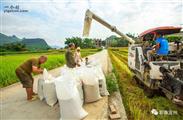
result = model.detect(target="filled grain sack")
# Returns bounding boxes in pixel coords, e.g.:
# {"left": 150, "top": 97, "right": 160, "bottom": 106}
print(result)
{"left": 74, "top": 67, "right": 87, "bottom": 105}
{"left": 79, "top": 67, "right": 101, "bottom": 103}
{"left": 83, "top": 82, "right": 101, "bottom": 103}
{"left": 61, "top": 66, "right": 84, "bottom": 105}
{"left": 55, "top": 75, "right": 88, "bottom": 120}
{"left": 37, "top": 78, "right": 44, "bottom": 100}
{"left": 76, "top": 79, "right": 84, "bottom": 105}
{"left": 60, "top": 65, "right": 68, "bottom": 75}
{"left": 93, "top": 65, "right": 109, "bottom": 96}
{"left": 40, "top": 69, "right": 57, "bottom": 107}
{"left": 43, "top": 80, "right": 57, "bottom": 107}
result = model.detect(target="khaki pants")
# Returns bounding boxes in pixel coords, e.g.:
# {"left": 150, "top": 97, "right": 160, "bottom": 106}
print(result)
{"left": 15, "top": 68, "right": 33, "bottom": 88}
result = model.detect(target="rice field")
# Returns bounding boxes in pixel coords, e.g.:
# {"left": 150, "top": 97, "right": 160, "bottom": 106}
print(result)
{"left": 0, "top": 49, "right": 100, "bottom": 88}
{"left": 108, "top": 47, "right": 183, "bottom": 120}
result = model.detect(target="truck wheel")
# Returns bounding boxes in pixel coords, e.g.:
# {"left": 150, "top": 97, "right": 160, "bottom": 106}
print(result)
{"left": 132, "top": 76, "right": 138, "bottom": 85}
{"left": 144, "top": 87, "right": 154, "bottom": 98}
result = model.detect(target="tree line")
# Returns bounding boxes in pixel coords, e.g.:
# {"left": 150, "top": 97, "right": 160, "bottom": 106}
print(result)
{"left": 0, "top": 43, "right": 27, "bottom": 52}
{"left": 64, "top": 37, "right": 97, "bottom": 48}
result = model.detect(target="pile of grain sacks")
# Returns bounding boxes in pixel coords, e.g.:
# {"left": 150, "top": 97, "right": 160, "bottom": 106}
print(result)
{"left": 37, "top": 61, "right": 109, "bottom": 120}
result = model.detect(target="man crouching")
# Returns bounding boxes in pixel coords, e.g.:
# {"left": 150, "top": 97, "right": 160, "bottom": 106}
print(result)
{"left": 15, "top": 56, "right": 47, "bottom": 101}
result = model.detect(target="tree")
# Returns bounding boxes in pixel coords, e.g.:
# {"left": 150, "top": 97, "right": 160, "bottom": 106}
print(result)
{"left": 105, "top": 35, "right": 128, "bottom": 47}
{"left": 0, "top": 42, "right": 27, "bottom": 52}
{"left": 65, "top": 37, "right": 82, "bottom": 48}
{"left": 165, "top": 36, "right": 182, "bottom": 42}
{"left": 64, "top": 37, "right": 95, "bottom": 48}
{"left": 82, "top": 38, "right": 94, "bottom": 48}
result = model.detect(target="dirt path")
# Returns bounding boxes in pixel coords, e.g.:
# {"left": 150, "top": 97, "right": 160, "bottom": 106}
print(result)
{"left": 1, "top": 50, "right": 112, "bottom": 120}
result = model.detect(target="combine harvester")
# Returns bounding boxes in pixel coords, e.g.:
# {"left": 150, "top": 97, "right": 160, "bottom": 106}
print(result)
{"left": 82, "top": 9, "right": 183, "bottom": 106}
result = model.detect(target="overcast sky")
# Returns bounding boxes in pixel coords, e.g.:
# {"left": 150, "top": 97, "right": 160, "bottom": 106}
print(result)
{"left": 1, "top": 0, "right": 182, "bottom": 47}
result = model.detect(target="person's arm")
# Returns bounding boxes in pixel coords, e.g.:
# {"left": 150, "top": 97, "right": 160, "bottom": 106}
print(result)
{"left": 32, "top": 59, "right": 43, "bottom": 73}
{"left": 79, "top": 53, "right": 83, "bottom": 61}
{"left": 155, "top": 43, "right": 160, "bottom": 49}
{"left": 74, "top": 52, "right": 76, "bottom": 59}
{"left": 32, "top": 66, "right": 43, "bottom": 74}
{"left": 68, "top": 51, "right": 77, "bottom": 66}
{"left": 154, "top": 38, "right": 160, "bottom": 50}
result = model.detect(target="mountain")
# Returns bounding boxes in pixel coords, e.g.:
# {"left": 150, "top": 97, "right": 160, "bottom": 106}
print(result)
{"left": 22, "top": 38, "right": 50, "bottom": 50}
{"left": 105, "top": 35, "right": 117, "bottom": 41}
{"left": 105, "top": 35, "right": 128, "bottom": 47}
{"left": 51, "top": 45, "right": 61, "bottom": 49}
{"left": 0, "top": 33, "right": 21, "bottom": 45}
{"left": 0, "top": 33, "right": 50, "bottom": 50}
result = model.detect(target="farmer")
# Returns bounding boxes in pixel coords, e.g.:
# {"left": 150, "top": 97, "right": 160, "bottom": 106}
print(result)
{"left": 65, "top": 43, "right": 76, "bottom": 68}
{"left": 147, "top": 33, "right": 169, "bottom": 62}
{"left": 15, "top": 56, "right": 47, "bottom": 101}
{"left": 74, "top": 47, "right": 83, "bottom": 67}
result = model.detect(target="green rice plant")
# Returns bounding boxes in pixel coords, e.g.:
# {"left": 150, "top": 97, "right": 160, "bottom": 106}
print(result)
{"left": 109, "top": 50, "right": 154, "bottom": 120}
{"left": 108, "top": 47, "right": 183, "bottom": 120}
{"left": 106, "top": 73, "right": 118, "bottom": 94}
{"left": 0, "top": 49, "right": 99, "bottom": 87}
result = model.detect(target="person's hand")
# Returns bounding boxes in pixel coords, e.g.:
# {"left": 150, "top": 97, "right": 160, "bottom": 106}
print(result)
{"left": 32, "top": 66, "right": 43, "bottom": 74}
{"left": 40, "top": 70, "right": 43, "bottom": 74}
{"left": 38, "top": 69, "right": 43, "bottom": 74}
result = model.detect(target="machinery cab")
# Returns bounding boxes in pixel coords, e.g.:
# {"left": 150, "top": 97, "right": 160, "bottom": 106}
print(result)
{"left": 128, "top": 26, "right": 183, "bottom": 105}
{"left": 129, "top": 27, "right": 182, "bottom": 70}
{"left": 128, "top": 26, "right": 182, "bottom": 89}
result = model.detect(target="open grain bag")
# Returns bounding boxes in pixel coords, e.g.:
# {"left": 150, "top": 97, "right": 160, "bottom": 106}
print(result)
{"left": 93, "top": 65, "right": 109, "bottom": 96}
{"left": 79, "top": 67, "right": 102, "bottom": 103}
{"left": 60, "top": 66, "right": 84, "bottom": 105}
{"left": 55, "top": 75, "right": 88, "bottom": 120}
{"left": 37, "top": 69, "right": 57, "bottom": 107}
{"left": 60, "top": 65, "right": 68, "bottom": 75}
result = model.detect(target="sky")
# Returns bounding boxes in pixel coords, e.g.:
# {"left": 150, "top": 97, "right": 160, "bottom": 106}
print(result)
{"left": 0, "top": 0, "right": 182, "bottom": 47}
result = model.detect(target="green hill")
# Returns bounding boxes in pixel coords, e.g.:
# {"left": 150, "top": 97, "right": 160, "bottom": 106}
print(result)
{"left": 22, "top": 38, "right": 50, "bottom": 50}
{"left": 0, "top": 33, "right": 50, "bottom": 50}
{"left": 0, "top": 33, "right": 21, "bottom": 45}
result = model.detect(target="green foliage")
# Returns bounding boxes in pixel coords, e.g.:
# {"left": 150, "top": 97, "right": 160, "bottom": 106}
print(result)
{"left": 106, "top": 73, "right": 118, "bottom": 94}
{"left": 0, "top": 49, "right": 99, "bottom": 87}
{"left": 65, "top": 37, "right": 82, "bottom": 48}
{"left": 0, "top": 43, "right": 27, "bottom": 52}
{"left": 82, "top": 38, "right": 95, "bottom": 48}
{"left": 165, "top": 36, "right": 182, "bottom": 42}
{"left": 105, "top": 35, "right": 129, "bottom": 47}
{"left": 126, "top": 33, "right": 138, "bottom": 40}
{"left": 65, "top": 37, "right": 96, "bottom": 48}
{"left": 0, "top": 49, "right": 65, "bottom": 55}
{"left": 108, "top": 48, "right": 183, "bottom": 120}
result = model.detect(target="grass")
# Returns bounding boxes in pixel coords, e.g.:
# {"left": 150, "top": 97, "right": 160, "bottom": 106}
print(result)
{"left": 108, "top": 47, "right": 183, "bottom": 120}
{"left": 106, "top": 73, "right": 118, "bottom": 94}
{"left": 0, "top": 49, "right": 100, "bottom": 87}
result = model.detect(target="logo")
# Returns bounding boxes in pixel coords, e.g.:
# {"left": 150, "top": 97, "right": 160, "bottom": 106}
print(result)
{"left": 151, "top": 109, "right": 159, "bottom": 115}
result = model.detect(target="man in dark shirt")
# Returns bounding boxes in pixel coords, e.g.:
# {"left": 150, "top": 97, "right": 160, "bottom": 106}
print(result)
{"left": 15, "top": 56, "right": 47, "bottom": 101}
{"left": 65, "top": 43, "right": 76, "bottom": 68}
